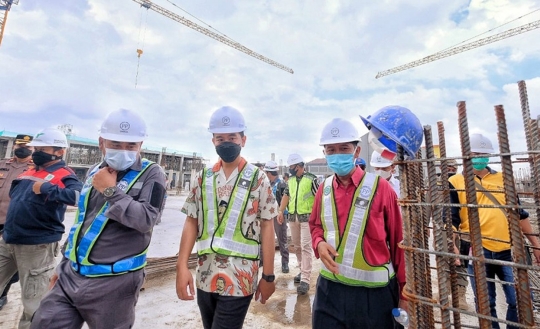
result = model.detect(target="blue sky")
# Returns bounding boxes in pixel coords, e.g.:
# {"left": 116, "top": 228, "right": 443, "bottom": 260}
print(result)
{"left": 0, "top": 0, "right": 539, "bottom": 166}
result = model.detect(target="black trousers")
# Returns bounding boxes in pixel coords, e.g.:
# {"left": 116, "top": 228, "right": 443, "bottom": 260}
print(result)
{"left": 197, "top": 289, "right": 253, "bottom": 329}
{"left": 313, "top": 275, "right": 402, "bottom": 329}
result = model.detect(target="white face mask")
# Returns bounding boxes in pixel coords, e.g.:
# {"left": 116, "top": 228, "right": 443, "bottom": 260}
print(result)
{"left": 104, "top": 148, "right": 138, "bottom": 171}
{"left": 374, "top": 169, "right": 392, "bottom": 179}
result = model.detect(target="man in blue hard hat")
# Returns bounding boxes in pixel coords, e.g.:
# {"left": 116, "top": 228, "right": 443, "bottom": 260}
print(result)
{"left": 354, "top": 157, "right": 366, "bottom": 171}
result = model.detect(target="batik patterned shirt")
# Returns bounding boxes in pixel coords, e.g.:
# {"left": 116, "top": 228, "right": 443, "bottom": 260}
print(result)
{"left": 181, "top": 158, "right": 278, "bottom": 296}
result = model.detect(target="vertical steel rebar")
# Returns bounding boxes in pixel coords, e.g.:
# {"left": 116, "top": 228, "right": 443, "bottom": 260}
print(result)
{"left": 457, "top": 101, "right": 491, "bottom": 328}
{"left": 424, "top": 125, "right": 452, "bottom": 328}
{"left": 398, "top": 144, "right": 419, "bottom": 329}
{"left": 437, "top": 121, "right": 462, "bottom": 328}
{"left": 518, "top": 81, "right": 540, "bottom": 235}
{"left": 495, "top": 105, "right": 535, "bottom": 327}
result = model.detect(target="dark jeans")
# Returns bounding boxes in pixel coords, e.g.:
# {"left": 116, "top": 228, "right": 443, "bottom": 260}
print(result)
{"left": 468, "top": 248, "right": 517, "bottom": 329}
{"left": 274, "top": 215, "right": 289, "bottom": 265}
{"left": 197, "top": 289, "right": 252, "bottom": 329}
{"left": 312, "top": 275, "right": 402, "bottom": 329}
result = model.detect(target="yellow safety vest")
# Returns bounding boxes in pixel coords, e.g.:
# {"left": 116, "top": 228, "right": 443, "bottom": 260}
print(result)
{"left": 197, "top": 163, "right": 260, "bottom": 259}
{"left": 320, "top": 173, "right": 395, "bottom": 287}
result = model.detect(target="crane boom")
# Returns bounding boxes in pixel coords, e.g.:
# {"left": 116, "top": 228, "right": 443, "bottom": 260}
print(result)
{"left": 376, "top": 19, "right": 540, "bottom": 79}
{"left": 132, "top": 0, "right": 294, "bottom": 74}
{"left": 0, "top": 0, "right": 18, "bottom": 47}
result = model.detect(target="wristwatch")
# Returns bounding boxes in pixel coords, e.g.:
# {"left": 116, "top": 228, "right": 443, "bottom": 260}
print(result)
{"left": 103, "top": 186, "right": 117, "bottom": 198}
{"left": 261, "top": 273, "right": 275, "bottom": 282}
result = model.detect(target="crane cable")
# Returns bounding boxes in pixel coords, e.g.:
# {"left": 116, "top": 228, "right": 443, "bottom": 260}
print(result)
{"left": 135, "top": 6, "right": 149, "bottom": 88}
{"left": 440, "top": 8, "right": 540, "bottom": 53}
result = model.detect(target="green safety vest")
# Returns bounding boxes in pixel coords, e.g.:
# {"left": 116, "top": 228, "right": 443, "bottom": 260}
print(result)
{"left": 320, "top": 173, "right": 395, "bottom": 287}
{"left": 65, "top": 159, "right": 153, "bottom": 277}
{"left": 288, "top": 173, "right": 316, "bottom": 214}
{"left": 197, "top": 163, "right": 260, "bottom": 259}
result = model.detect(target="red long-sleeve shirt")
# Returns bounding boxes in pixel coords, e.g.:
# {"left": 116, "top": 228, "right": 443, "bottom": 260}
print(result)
{"left": 309, "top": 167, "right": 406, "bottom": 299}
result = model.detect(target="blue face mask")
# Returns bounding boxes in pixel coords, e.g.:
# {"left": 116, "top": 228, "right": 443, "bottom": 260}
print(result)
{"left": 471, "top": 157, "right": 489, "bottom": 170}
{"left": 326, "top": 153, "right": 355, "bottom": 176}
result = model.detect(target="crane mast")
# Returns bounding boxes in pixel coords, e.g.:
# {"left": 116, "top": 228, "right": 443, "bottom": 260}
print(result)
{"left": 132, "top": 0, "right": 294, "bottom": 74}
{"left": 376, "top": 19, "right": 540, "bottom": 79}
{"left": 0, "top": 0, "right": 18, "bottom": 47}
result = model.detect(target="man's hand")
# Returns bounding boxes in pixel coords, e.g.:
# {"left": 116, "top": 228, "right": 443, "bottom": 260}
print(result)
{"left": 317, "top": 241, "right": 339, "bottom": 274}
{"left": 277, "top": 212, "right": 284, "bottom": 225}
{"left": 48, "top": 273, "right": 59, "bottom": 290}
{"left": 453, "top": 245, "right": 461, "bottom": 266}
{"left": 33, "top": 181, "right": 44, "bottom": 194}
{"left": 398, "top": 298, "right": 409, "bottom": 314}
{"left": 92, "top": 167, "right": 117, "bottom": 193}
{"left": 255, "top": 279, "right": 275, "bottom": 304}
{"left": 176, "top": 266, "right": 195, "bottom": 300}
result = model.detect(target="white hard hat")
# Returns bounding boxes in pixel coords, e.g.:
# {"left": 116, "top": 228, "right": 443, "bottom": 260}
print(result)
{"left": 470, "top": 133, "right": 494, "bottom": 153}
{"left": 370, "top": 150, "right": 393, "bottom": 168}
{"left": 319, "top": 118, "right": 360, "bottom": 146}
{"left": 100, "top": 109, "right": 147, "bottom": 142}
{"left": 287, "top": 153, "right": 304, "bottom": 166}
{"left": 28, "top": 128, "right": 68, "bottom": 148}
{"left": 264, "top": 160, "right": 278, "bottom": 171}
{"left": 208, "top": 106, "right": 246, "bottom": 133}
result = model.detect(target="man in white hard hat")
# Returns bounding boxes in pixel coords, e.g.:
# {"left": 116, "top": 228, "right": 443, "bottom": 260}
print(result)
{"left": 31, "top": 109, "right": 167, "bottom": 329}
{"left": 176, "top": 106, "right": 277, "bottom": 329}
{"left": 278, "top": 153, "right": 319, "bottom": 295}
{"left": 0, "top": 134, "right": 34, "bottom": 311}
{"left": 449, "top": 133, "right": 540, "bottom": 329}
{"left": 309, "top": 118, "right": 407, "bottom": 328}
{"left": 370, "top": 150, "right": 400, "bottom": 197}
{"left": 0, "top": 128, "right": 82, "bottom": 329}
{"left": 264, "top": 160, "right": 289, "bottom": 273}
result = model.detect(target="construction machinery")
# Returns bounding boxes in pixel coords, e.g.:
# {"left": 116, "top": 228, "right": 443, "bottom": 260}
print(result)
{"left": 0, "top": 0, "right": 18, "bottom": 47}
{"left": 376, "top": 18, "right": 540, "bottom": 78}
{"left": 131, "top": 0, "right": 294, "bottom": 74}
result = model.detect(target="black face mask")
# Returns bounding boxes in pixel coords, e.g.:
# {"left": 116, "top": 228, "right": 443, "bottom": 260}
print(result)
{"left": 289, "top": 166, "right": 298, "bottom": 176}
{"left": 216, "top": 142, "right": 242, "bottom": 163}
{"left": 32, "top": 151, "right": 59, "bottom": 166}
{"left": 14, "top": 147, "right": 32, "bottom": 159}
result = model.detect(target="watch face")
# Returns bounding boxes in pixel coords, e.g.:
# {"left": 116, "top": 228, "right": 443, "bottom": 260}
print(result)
{"left": 104, "top": 187, "right": 116, "bottom": 197}
{"left": 263, "top": 274, "right": 275, "bottom": 282}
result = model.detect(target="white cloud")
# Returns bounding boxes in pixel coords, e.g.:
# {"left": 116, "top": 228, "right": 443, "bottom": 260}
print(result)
{"left": 0, "top": 0, "right": 539, "bottom": 167}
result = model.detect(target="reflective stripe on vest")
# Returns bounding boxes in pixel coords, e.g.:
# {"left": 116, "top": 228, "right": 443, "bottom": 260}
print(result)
{"left": 65, "top": 159, "right": 153, "bottom": 277}
{"left": 320, "top": 173, "right": 395, "bottom": 287}
{"left": 17, "top": 166, "right": 74, "bottom": 188}
{"left": 288, "top": 175, "right": 315, "bottom": 214}
{"left": 197, "top": 163, "right": 260, "bottom": 259}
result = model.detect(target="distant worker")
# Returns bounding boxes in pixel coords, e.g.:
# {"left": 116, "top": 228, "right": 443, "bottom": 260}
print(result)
{"left": 354, "top": 157, "right": 366, "bottom": 171}
{"left": 278, "top": 153, "right": 319, "bottom": 295}
{"left": 310, "top": 118, "right": 407, "bottom": 328}
{"left": 0, "top": 134, "right": 34, "bottom": 311}
{"left": 31, "top": 109, "right": 166, "bottom": 328}
{"left": 0, "top": 128, "right": 82, "bottom": 329}
{"left": 264, "top": 160, "right": 289, "bottom": 273}
{"left": 176, "top": 106, "right": 277, "bottom": 329}
{"left": 370, "top": 150, "right": 400, "bottom": 197}
{"left": 449, "top": 133, "right": 540, "bottom": 329}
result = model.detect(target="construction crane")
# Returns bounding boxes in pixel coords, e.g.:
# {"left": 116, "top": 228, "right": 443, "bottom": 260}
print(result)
{"left": 0, "top": 0, "right": 18, "bottom": 47}
{"left": 376, "top": 18, "right": 540, "bottom": 79}
{"left": 132, "top": 0, "right": 294, "bottom": 74}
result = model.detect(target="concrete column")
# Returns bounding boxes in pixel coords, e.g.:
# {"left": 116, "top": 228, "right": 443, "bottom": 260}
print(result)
{"left": 4, "top": 139, "right": 14, "bottom": 159}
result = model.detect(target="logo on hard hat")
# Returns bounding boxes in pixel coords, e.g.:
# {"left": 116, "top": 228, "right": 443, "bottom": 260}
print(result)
{"left": 330, "top": 128, "right": 339, "bottom": 137}
{"left": 480, "top": 141, "right": 487, "bottom": 148}
{"left": 35, "top": 133, "right": 44, "bottom": 139}
{"left": 119, "top": 122, "right": 130, "bottom": 132}
{"left": 222, "top": 116, "right": 231, "bottom": 126}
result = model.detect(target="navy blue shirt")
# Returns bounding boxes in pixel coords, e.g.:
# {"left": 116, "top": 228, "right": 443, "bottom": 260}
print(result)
{"left": 3, "top": 160, "right": 82, "bottom": 245}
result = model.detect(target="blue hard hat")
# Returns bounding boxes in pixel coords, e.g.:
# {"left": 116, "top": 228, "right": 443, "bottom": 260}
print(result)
{"left": 355, "top": 158, "right": 366, "bottom": 166}
{"left": 360, "top": 105, "right": 423, "bottom": 158}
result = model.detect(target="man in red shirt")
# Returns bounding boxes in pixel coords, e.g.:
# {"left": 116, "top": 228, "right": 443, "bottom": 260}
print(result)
{"left": 309, "top": 118, "right": 407, "bottom": 328}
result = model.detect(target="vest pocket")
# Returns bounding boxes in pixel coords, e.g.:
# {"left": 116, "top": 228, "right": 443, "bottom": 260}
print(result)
{"left": 364, "top": 210, "right": 386, "bottom": 242}
{"left": 24, "top": 264, "right": 55, "bottom": 299}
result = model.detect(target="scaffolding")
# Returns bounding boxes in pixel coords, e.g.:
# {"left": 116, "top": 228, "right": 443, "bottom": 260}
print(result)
{"left": 399, "top": 80, "right": 540, "bottom": 328}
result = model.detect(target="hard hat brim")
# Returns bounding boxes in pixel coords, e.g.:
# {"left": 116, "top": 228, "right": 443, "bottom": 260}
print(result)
{"left": 319, "top": 137, "right": 360, "bottom": 146}
{"left": 208, "top": 127, "right": 246, "bottom": 134}
{"left": 27, "top": 141, "right": 59, "bottom": 147}
{"left": 100, "top": 133, "right": 145, "bottom": 143}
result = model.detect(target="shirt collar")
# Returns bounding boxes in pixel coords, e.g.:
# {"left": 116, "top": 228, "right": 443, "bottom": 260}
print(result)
{"left": 212, "top": 157, "right": 247, "bottom": 172}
